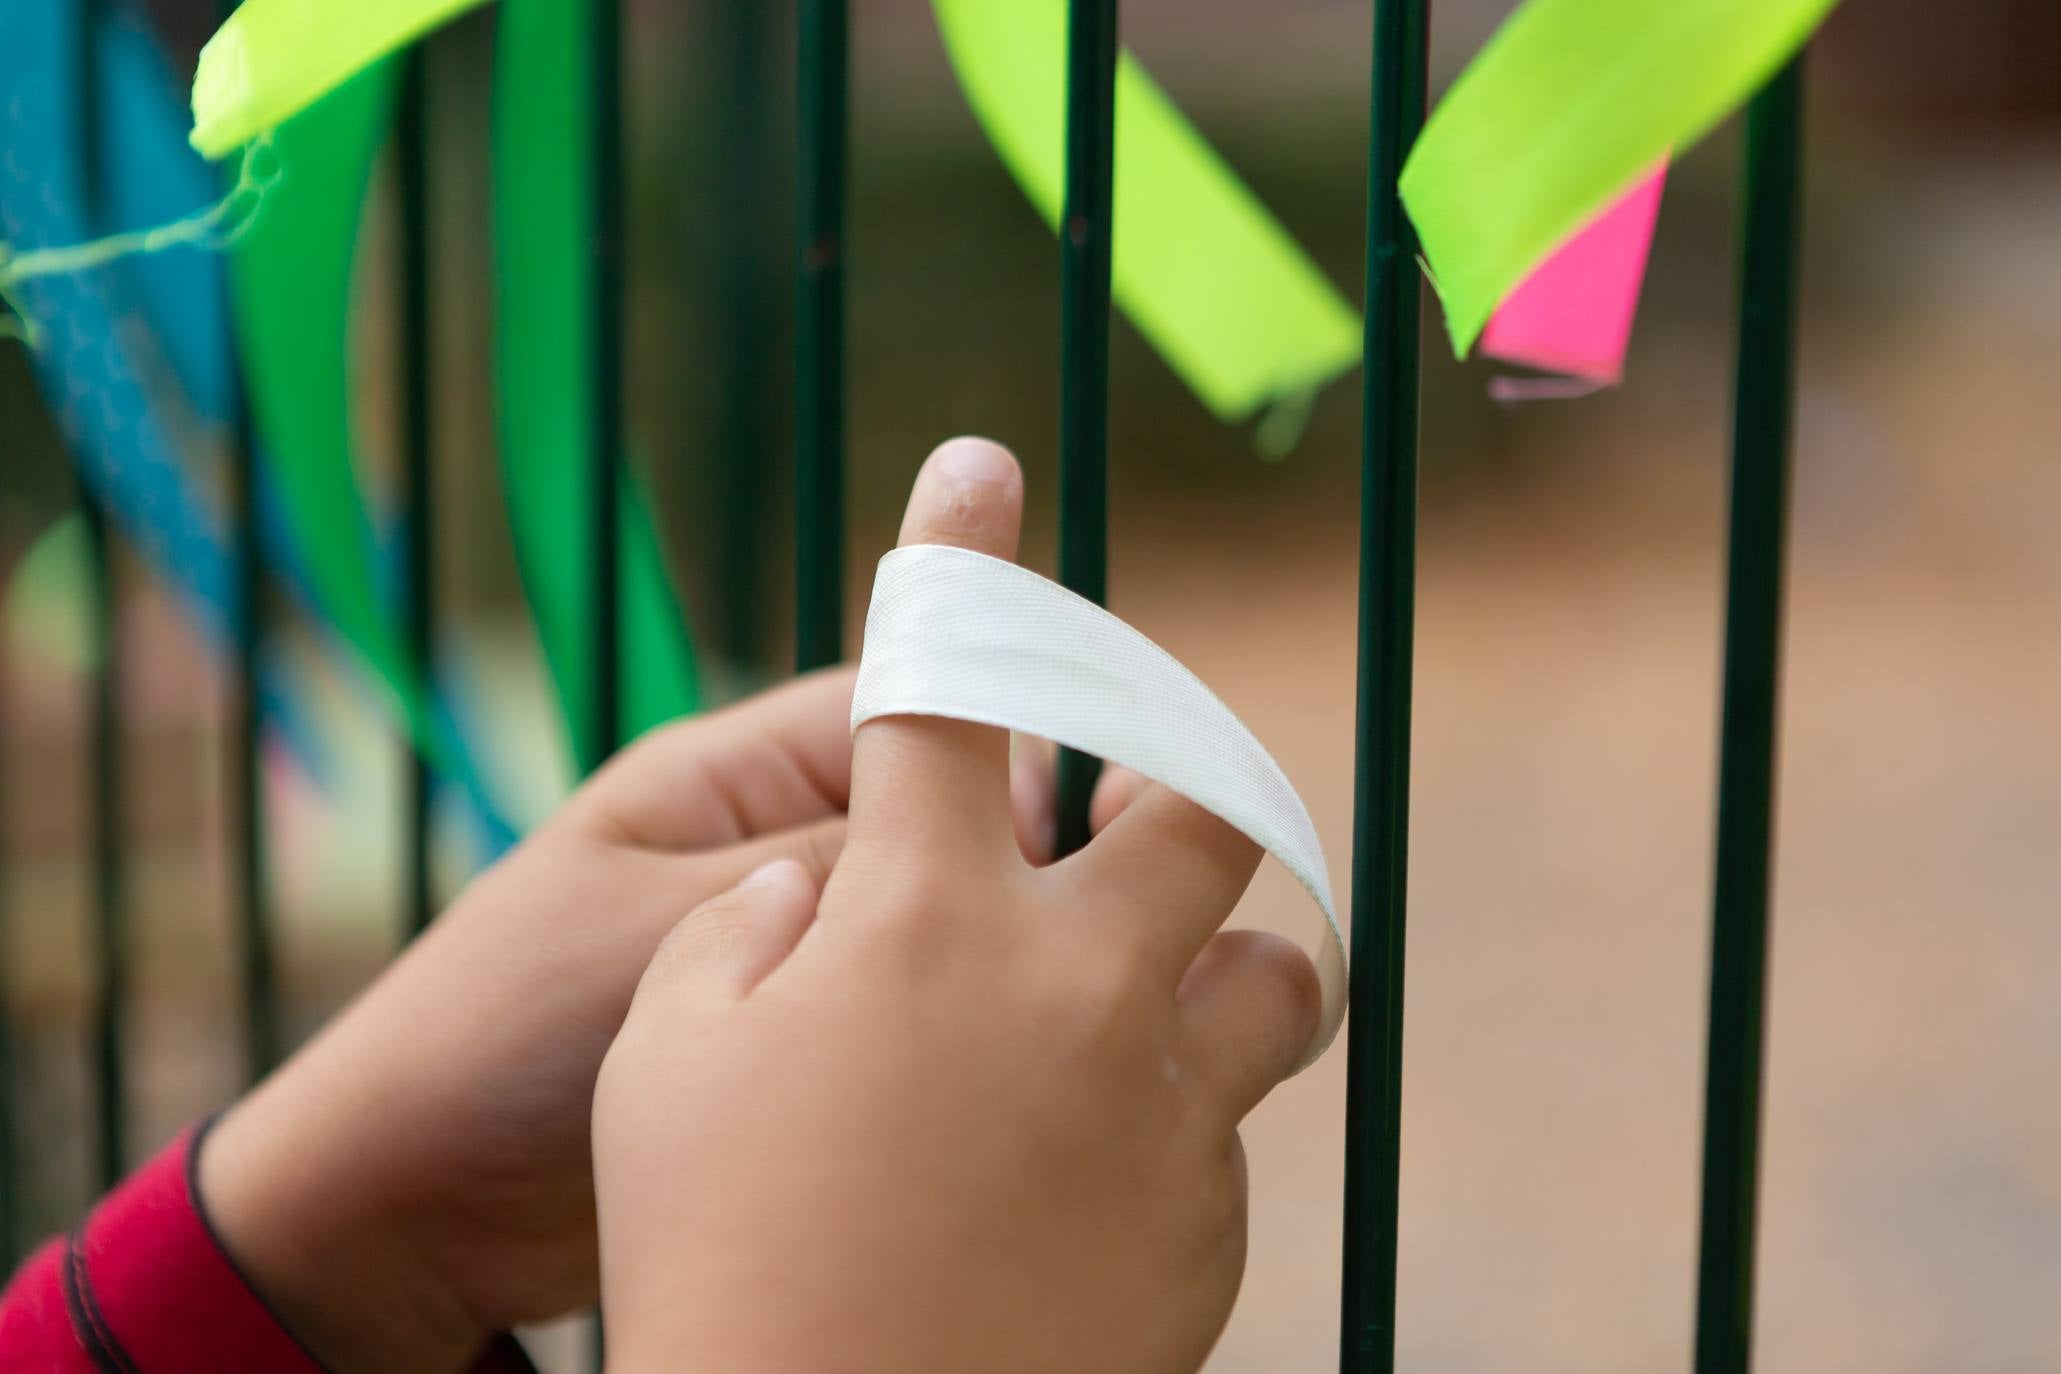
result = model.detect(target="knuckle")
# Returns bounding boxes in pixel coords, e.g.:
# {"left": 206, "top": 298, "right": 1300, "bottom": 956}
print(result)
{"left": 1236, "top": 932, "right": 1323, "bottom": 1057}
{"left": 1242, "top": 932, "right": 1322, "bottom": 1030}
{"left": 818, "top": 855, "right": 993, "bottom": 982}
{"left": 841, "top": 852, "right": 981, "bottom": 929}
{"left": 1193, "top": 931, "right": 1322, "bottom": 1085}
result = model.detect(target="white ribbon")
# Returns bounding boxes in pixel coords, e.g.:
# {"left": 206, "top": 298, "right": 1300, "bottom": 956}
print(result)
{"left": 851, "top": 544, "right": 1347, "bottom": 1069}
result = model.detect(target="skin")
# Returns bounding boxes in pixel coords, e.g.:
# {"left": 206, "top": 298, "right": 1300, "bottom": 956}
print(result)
{"left": 201, "top": 437, "right": 1316, "bottom": 1373}
{"left": 199, "top": 666, "right": 862, "bottom": 1369}
{"left": 593, "top": 438, "right": 1319, "bottom": 1373}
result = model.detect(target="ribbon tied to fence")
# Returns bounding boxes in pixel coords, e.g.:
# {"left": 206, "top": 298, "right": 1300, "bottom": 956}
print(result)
{"left": 852, "top": 544, "right": 1348, "bottom": 1069}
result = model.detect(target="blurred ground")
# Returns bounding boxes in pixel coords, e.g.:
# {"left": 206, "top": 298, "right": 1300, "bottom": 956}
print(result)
{"left": 5, "top": 1, "right": 2061, "bottom": 1369}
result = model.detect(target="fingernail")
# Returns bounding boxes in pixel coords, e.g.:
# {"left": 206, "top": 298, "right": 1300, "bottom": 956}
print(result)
{"left": 741, "top": 858, "right": 808, "bottom": 893}
{"left": 930, "top": 436, "right": 1018, "bottom": 487}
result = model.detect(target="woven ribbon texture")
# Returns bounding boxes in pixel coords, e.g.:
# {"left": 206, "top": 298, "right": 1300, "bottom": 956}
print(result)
{"left": 852, "top": 544, "right": 1347, "bottom": 1068}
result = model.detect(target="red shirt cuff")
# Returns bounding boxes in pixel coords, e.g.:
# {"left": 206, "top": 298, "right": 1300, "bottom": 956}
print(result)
{"left": 3, "top": 1122, "right": 537, "bottom": 1373}
{"left": 73, "top": 1122, "right": 324, "bottom": 1371}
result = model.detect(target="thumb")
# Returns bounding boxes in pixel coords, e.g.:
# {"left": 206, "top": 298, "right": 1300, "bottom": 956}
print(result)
{"left": 641, "top": 858, "right": 824, "bottom": 1007}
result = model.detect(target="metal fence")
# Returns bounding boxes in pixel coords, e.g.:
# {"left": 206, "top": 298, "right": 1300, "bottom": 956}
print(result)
{"left": 0, "top": 2, "right": 1807, "bottom": 1371}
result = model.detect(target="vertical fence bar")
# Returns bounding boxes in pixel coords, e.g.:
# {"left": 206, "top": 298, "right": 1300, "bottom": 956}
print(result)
{"left": 709, "top": 3, "right": 777, "bottom": 673}
{"left": 83, "top": 500, "right": 125, "bottom": 1188}
{"left": 585, "top": 4, "right": 624, "bottom": 1357}
{"left": 397, "top": 46, "right": 437, "bottom": 935}
{"left": 1337, "top": 0, "right": 1429, "bottom": 1368}
{"left": 795, "top": 0, "right": 848, "bottom": 673}
{"left": 217, "top": 0, "right": 276, "bottom": 1084}
{"left": 229, "top": 337, "right": 273, "bottom": 1078}
{"left": 587, "top": 0, "right": 624, "bottom": 772}
{"left": 76, "top": 0, "right": 128, "bottom": 1190}
{"left": 1693, "top": 56, "right": 1805, "bottom": 1374}
{"left": 1053, "top": 0, "right": 1118, "bottom": 857}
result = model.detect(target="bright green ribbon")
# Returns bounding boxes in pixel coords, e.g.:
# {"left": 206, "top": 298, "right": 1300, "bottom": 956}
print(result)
{"left": 1401, "top": 0, "right": 1841, "bottom": 359}
{"left": 200, "top": 0, "right": 1359, "bottom": 433}
{"left": 932, "top": 0, "right": 1359, "bottom": 425}
{"left": 494, "top": 0, "right": 701, "bottom": 775}
{"left": 197, "top": 0, "right": 702, "bottom": 798}
{"left": 229, "top": 66, "right": 461, "bottom": 776}
{"left": 195, "top": 13, "right": 463, "bottom": 788}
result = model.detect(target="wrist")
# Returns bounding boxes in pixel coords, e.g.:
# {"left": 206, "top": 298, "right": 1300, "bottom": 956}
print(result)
{"left": 197, "top": 1091, "right": 489, "bottom": 1373}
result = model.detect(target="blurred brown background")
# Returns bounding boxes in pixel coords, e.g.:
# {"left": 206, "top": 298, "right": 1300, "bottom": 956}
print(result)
{"left": 4, "top": 0, "right": 2060, "bottom": 1368}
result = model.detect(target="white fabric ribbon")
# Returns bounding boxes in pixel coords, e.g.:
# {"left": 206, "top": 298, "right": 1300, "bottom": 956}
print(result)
{"left": 851, "top": 544, "right": 1347, "bottom": 1068}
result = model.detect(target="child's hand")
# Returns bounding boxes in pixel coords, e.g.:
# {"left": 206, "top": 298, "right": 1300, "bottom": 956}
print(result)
{"left": 593, "top": 438, "right": 1321, "bottom": 1373}
{"left": 197, "top": 668, "right": 866, "bottom": 1369}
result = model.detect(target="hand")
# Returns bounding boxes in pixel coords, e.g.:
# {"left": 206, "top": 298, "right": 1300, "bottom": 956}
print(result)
{"left": 592, "top": 437, "right": 1321, "bottom": 1373}
{"left": 199, "top": 666, "right": 861, "bottom": 1371}
{"left": 194, "top": 440, "right": 1122, "bottom": 1372}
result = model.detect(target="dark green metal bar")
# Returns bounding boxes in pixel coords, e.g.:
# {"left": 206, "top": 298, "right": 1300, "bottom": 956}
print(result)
{"left": 587, "top": 0, "right": 624, "bottom": 772}
{"left": 230, "top": 389, "right": 274, "bottom": 1081}
{"left": 1337, "top": 0, "right": 1429, "bottom": 1368}
{"left": 709, "top": 1, "right": 777, "bottom": 674}
{"left": 586, "top": 5, "right": 625, "bottom": 1361}
{"left": 397, "top": 46, "right": 436, "bottom": 934}
{"left": 77, "top": 0, "right": 127, "bottom": 1189}
{"left": 1053, "top": 0, "right": 1118, "bottom": 857}
{"left": 83, "top": 497, "right": 126, "bottom": 1189}
{"left": 1693, "top": 56, "right": 1805, "bottom": 1374}
{"left": 794, "top": 0, "right": 848, "bottom": 673}
{"left": 217, "top": 0, "right": 276, "bottom": 1084}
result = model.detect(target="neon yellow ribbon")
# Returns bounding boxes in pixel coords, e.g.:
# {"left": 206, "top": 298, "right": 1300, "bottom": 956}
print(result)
{"left": 192, "top": 0, "right": 1360, "bottom": 432}
{"left": 191, "top": 0, "right": 489, "bottom": 159}
{"left": 1401, "top": 0, "right": 1841, "bottom": 359}
{"left": 932, "top": 0, "right": 1359, "bottom": 424}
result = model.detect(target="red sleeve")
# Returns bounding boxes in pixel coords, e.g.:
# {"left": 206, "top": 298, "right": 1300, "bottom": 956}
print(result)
{"left": 0, "top": 1123, "right": 536, "bottom": 1373}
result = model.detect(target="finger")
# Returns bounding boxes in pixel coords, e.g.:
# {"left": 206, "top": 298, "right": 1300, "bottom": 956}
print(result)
{"left": 681, "top": 815, "right": 845, "bottom": 902}
{"left": 570, "top": 817, "right": 843, "bottom": 1012}
{"left": 574, "top": 666, "right": 857, "bottom": 853}
{"left": 642, "top": 858, "right": 825, "bottom": 1004}
{"left": 848, "top": 437, "right": 1025, "bottom": 859}
{"left": 1179, "top": 931, "right": 1322, "bottom": 1121}
{"left": 1061, "top": 782, "right": 1263, "bottom": 976}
